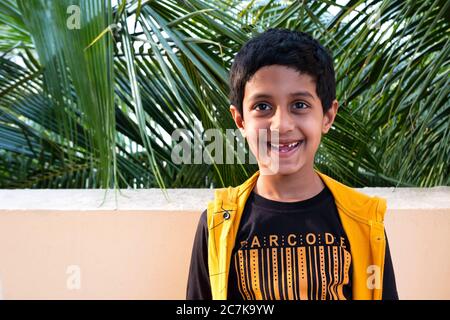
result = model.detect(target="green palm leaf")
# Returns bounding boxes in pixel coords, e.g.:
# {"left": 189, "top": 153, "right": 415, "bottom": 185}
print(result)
{"left": 0, "top": 0, "right": 448, "bottom": 189}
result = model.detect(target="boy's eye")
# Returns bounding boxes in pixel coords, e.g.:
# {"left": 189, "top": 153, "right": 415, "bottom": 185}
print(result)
{"left": 254, "top": 103, "right": 272, "bottom": 111}
{"left": 293, "top": 101, "right": 308, "bottom": 109}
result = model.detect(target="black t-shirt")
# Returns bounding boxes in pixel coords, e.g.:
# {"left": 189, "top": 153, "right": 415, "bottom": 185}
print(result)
{"left": 187, "top": 184, "right": 399, "bottom": 300}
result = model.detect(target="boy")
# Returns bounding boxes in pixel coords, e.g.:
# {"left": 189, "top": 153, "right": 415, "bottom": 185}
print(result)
{"left": 186, "top": 28, "right": 398, "bottom": 300}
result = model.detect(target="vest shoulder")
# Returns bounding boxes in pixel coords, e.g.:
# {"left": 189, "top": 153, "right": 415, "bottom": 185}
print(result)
{"left": 320, "top": 173, "right": 387, "bottom": 223}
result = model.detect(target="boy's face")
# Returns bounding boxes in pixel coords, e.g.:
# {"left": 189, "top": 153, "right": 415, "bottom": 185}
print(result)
{"left": 230, "top": 64, "right": 338, "bottom": 176}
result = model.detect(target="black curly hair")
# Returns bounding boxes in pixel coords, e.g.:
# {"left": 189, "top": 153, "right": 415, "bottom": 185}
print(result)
{"left": 229, "top": 28, "right": 336, "bottom": 117}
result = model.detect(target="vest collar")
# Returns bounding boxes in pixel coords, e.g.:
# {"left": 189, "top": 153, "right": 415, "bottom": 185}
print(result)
{"left": 230, "top": 169, "right": 386, "bottom": 223}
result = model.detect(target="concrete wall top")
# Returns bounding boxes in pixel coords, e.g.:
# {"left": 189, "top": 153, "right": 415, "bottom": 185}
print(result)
{"left": 0, "top": 187, "right": 449, "bottom": 211}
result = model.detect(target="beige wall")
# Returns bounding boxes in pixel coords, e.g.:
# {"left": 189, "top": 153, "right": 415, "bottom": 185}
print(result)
{"left": 0, "top": 188, "right": 449, "bottom": 300}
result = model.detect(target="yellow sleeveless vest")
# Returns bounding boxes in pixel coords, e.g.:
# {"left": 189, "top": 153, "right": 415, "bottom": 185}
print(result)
{"left": 207, "top": 169, "right": 387, "bottom": 300}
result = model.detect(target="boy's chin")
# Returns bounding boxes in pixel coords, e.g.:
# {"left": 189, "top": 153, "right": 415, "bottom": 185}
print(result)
{"left": 258, "top": 163, "right": 304, "bottom": 177}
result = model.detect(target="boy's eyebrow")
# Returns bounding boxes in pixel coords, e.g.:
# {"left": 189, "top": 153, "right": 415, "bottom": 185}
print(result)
{"left": 248, "top": 91, "right": 316, "bottom": 101}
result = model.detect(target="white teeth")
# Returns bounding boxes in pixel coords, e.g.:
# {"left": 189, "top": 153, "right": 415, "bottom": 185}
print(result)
{"left": 270, "top": 141, "right": 302, "bottom": 148}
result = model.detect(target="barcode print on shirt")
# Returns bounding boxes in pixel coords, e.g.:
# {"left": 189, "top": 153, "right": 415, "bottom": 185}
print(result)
{"left": 233, "top": 245, "right": 351, "bottom": 300}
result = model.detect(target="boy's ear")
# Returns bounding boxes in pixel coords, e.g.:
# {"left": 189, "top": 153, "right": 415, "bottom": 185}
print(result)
{"left": 229, "top": 105, "right": 246, "bottom": 137}
{"left": 322, "top": 99, "right": 339, "bottom": 134}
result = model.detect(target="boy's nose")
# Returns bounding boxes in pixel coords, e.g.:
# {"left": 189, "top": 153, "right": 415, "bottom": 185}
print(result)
{"left": 270, "top": 107, "right": 295, "bottom": 134}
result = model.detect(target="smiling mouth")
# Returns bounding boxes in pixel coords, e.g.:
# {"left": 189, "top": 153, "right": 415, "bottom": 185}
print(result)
{"left": 267, "top": 140, "right": 304, "bottom": 153}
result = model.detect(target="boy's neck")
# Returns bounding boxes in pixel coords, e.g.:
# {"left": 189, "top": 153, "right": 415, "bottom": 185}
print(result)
{"left": 253, "top": 165, "right": 325, "bottom": 203}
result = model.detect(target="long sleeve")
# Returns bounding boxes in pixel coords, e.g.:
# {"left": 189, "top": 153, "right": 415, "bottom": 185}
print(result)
{"left": 382, "top": 229, "right": 399, "bottom": 300}
{"left": 186, "top": 209, "right": 212, "bottom": 300}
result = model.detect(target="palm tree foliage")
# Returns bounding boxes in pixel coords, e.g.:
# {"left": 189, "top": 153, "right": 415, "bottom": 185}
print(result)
{"left": 0, "top": 0, "right": 448, "bottom": 189}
